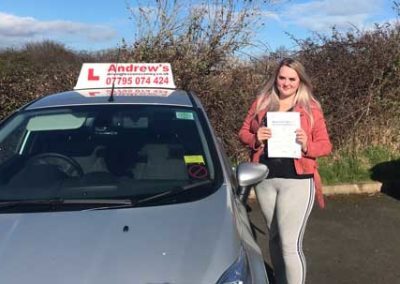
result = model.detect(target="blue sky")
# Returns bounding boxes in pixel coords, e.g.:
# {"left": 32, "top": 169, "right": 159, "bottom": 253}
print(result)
{"left": 0, "top": 0, "right": 396, "bottom": 54}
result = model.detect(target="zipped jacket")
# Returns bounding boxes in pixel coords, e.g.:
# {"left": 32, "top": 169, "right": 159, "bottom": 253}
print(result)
{"left": 239, "top": 99, "right": 332, "bottom": 208}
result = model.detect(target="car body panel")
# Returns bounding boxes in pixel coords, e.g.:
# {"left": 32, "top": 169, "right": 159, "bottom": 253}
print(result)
{"left": 193, "top": 96, "right": 268, "bottom": 283}
{"left": 0, "top": 185, "right": 240, "bottom": 284}
{"left": 212, "top": 130, "right": 268, "bottom": 284}
{"left": 25, "top": 89, "right": 193, "bottom": 111}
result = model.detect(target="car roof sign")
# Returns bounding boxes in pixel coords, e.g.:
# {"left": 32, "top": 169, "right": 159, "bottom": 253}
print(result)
{"left": 74, "top": 63, "right": 176, "bottom": 90}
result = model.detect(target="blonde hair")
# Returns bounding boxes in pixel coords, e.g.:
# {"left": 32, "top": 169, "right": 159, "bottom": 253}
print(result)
{"left": 255, "top": 58, "right": 321, "bottom": 125}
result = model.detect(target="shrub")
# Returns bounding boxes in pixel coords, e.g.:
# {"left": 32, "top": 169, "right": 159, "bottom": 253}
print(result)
{"left": 295, "top": 23, "right": 400, "bottom": 152}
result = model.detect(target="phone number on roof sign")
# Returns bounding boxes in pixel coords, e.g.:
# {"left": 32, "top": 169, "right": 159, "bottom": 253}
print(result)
{"left": 105, "top": 76, "right": 170, "bottom": 86}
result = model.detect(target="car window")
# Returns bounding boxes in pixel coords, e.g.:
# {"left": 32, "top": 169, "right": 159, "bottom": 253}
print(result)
{"left": 0, "top": 115, "right": 27, "bottom": 164}
{"left": 0, "top": 105, "right": 222, "bottom": 210}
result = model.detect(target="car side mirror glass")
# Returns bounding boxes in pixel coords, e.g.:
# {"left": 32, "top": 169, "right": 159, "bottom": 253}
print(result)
{"left": 236, "top": 162, "right": 269, "bottom": 204}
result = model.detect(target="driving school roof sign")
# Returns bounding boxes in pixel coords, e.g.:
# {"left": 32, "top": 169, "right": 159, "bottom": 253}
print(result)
{"left": 74, "top": 63, "right": 176, "bottom": 90}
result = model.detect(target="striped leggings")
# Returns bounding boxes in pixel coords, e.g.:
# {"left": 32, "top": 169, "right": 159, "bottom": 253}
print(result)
{"left": 255, "top": 178, "right": 315, "bottom": 284}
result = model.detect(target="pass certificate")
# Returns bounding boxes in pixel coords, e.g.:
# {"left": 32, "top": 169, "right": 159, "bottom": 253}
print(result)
{"left": 266, "top": 112, "right": 301, "bottom": 158}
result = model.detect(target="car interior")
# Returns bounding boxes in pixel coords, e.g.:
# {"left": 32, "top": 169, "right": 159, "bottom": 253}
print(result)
{"left": 0, "top": 107, "right": 211, "bottom": 200}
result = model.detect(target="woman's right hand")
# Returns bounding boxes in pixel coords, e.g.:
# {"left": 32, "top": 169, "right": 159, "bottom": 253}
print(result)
{"left": 257, "top": 126, "right": 272, "bottom": 144}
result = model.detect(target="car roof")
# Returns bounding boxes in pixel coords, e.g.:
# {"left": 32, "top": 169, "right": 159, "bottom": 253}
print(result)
{"left": 25, "top": 88, "right": 194, "bottom": 111}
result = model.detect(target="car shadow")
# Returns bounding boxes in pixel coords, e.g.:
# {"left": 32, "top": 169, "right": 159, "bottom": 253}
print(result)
{"left": 264, "top": 261, "right": 276, "bottom": 284}
{"left": 250, "top": 221, "right": 275, "bottom": 283}
{"left": 370, "top": 159, "right": 400, "bottom": 200}
{"left": 248, "top": 204, "right": 276, "bottom": 283}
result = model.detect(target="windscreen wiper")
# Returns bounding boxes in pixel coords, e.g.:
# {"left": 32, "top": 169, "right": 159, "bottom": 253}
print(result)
{"left": 0, "top": 199, "right": 62, "bottom": 209}
{"left": 0, "top": 199, "right": 132, "bottom": 210}
{"left": 87, "top": 180, "right": 213, "bottom": 211}
{"left": 132, "top": 179, "right": 213, "bottom": 206}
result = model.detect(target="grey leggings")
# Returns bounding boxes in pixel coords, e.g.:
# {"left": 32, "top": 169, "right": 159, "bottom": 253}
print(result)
{"left": 255, "top": 178, "right": 315, "bottom": 284}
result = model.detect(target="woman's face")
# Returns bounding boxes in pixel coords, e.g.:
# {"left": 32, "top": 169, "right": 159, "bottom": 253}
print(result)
{"left": 276, "top": 65, "right": 300, "bottom": 99}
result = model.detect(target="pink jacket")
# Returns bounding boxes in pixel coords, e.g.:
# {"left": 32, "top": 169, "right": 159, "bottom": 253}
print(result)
{"left": 239, "top": 99, "right": 332, "bottom": 208}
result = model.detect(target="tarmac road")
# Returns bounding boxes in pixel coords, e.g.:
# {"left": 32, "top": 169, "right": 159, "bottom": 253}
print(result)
{"left": 247, "top": 193, "right": 400, "bottom": 284}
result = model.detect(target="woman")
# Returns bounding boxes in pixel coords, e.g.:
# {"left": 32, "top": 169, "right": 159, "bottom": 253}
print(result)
{"left": 239, "top": 58, "right": 332, "bottom": 284}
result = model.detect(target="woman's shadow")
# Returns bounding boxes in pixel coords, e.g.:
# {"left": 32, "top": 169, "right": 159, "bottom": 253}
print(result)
{"left": 370, "top": 159, "right": 400, "bottom": 200}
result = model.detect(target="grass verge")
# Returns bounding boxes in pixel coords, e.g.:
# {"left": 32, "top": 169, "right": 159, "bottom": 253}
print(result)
{"left": 318, "top": 146, "right": 400, "bottom": 185}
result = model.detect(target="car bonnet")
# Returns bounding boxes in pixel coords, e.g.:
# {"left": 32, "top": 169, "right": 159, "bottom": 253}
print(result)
{"left": 0, "top": 184, "right": 241, "bottom": 284}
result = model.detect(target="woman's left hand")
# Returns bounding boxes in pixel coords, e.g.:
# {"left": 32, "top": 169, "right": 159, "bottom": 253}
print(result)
{"left": 296, "top": 128, "right": 308, "bottom": 153}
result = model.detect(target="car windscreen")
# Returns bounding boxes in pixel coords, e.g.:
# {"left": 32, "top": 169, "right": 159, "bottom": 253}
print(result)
{"left": 0, "top": 104, "right": 222, "bottom": 211}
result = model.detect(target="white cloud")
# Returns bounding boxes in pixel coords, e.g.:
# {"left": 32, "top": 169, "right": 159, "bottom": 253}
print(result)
{"left": 0, "top": 12, "right": 117, "bottom": 48}
{"left": 286, "top": 0, "right": 378, "bottom": 17}
{"left": 265, "top": 0, "right": 384, "bottom": 32}
{"left": 261, "top": 11, "right": 280, "bottom": 21}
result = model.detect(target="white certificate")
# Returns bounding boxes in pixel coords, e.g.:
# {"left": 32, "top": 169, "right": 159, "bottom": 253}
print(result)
{"left": 266, "top": 112, "right": 301, "bottom": 158}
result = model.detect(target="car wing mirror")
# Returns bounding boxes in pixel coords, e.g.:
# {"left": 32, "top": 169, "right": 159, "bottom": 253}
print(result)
{"left": 236, "top": 162, "right": 269, "bottom": 205}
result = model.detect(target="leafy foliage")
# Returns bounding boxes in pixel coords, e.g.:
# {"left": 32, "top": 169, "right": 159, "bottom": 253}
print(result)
{"left": 295, "top": 23, "right": 400, "bottom": 152}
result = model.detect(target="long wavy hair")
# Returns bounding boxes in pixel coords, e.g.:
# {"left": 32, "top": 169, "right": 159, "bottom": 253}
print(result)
{"left": 255, "top": 58, "right": 321, "bottom": 126}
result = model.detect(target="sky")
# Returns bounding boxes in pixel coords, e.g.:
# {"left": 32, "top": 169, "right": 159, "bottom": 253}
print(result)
{"left": 0, "top": 0, "right": 397, "bottom": 55}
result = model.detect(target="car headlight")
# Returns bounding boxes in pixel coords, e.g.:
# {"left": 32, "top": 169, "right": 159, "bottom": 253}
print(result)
{"left": 216, "top": 247, "right": 252, "bottom": 284}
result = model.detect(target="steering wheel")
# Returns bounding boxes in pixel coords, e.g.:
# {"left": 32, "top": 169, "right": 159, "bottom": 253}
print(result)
{"left": 27, "top": 153, "right": 84, "bottom": 178}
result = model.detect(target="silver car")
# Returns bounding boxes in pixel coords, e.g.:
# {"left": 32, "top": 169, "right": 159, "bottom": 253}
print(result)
{"left": 0, "top": 88, "right": 268, "bottom": 283}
